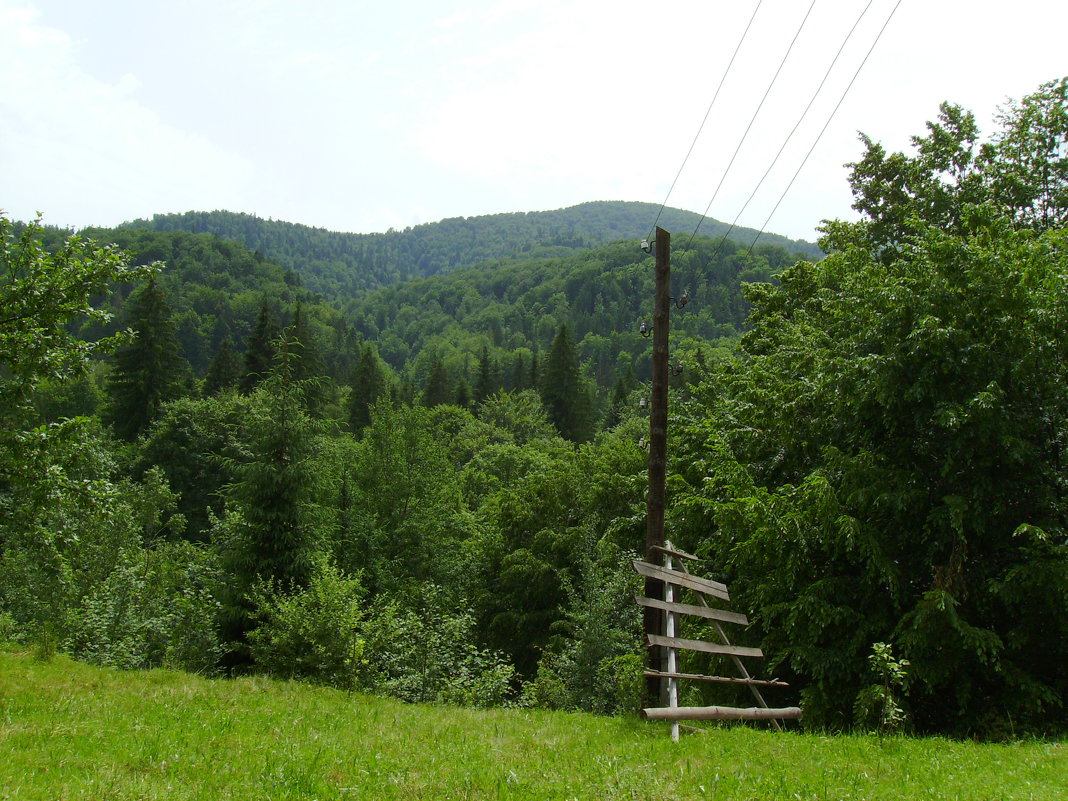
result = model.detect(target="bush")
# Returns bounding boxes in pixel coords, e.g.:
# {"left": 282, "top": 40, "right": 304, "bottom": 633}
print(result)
{"left": 68, "top": 542, "right": 223, "bottom": 673}
{"left": 362, "top": 586, "right": 514, "bottom": 707}
{"left": 247, "top": 561, "right": 366, "bottom": 689}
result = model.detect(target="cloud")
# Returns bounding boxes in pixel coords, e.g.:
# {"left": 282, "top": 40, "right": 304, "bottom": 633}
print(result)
{"left": 0, "top": 0, "right": 254, "bottom": 227}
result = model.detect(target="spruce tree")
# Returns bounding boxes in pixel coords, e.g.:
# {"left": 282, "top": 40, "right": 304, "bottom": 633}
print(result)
{"left": 282, "top": 302, "right": 327, "bottom": 413}
{"left": 539, "top": 324, "right": 593, "bottom": 441}
{"left": 604, "top": 366, "right": 638, "bottom": 429}
{"left": 241, "top": 300, "right": 279, "bottom": 393}
{"left": 422, "top": 356, "right": 453, "bottom": 407}
{"left": 346, "top": 343, "right": 387, "bottom": 432}
{"left": 473, "top": 345, "right": 502, "bottom": 405}
{"left": 106, "top": 275, "right": 189, "bottom": 439}
{"left": 202, "top": 336, "right": 242, "bottom": 396}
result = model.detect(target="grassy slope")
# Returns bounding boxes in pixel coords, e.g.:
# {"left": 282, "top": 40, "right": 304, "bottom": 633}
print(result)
{"left": 1, "top": 650, "right": 1063, "bottom": 801}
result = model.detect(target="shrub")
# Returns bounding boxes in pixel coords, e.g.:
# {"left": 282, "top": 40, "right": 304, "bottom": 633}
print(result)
{"left": 247, "top": 561, "right": 366, "bottom": 690}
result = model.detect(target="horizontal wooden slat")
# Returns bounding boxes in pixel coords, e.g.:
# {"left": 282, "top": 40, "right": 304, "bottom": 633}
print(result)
{"left": 650, "top": 543, "right": 699, "bottom": 562}
{"left": 635, "top": 596, "right": 748, "bottom": 626}
{"left": 643, "top": 669, "right": 788, "bottom": 687}
{"left": 642, "top": 705, "right": 802, "bottom": 722}
{"left": 647, "top": 634, "right": 763, "bottom": 659}
{"left": 632, "top": 560, "right": 730, "bottom": 601}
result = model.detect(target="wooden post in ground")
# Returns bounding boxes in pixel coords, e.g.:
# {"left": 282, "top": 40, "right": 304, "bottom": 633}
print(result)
{"left": 664, "top": 550, "right": 679, "bottom": 742}
{"left": 643, "top": 226, "right": 671, "bottom": 706}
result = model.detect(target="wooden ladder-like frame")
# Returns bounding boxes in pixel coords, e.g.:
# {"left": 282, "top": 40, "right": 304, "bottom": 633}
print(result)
{"left": 634, "top": 541, "right": 801, "bottom": 740}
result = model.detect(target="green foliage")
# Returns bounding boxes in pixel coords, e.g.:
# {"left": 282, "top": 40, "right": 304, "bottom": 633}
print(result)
{"left": 105, "top": 275, "right": 192, "bottom": 439}
{"left": 346, "top": 342, "right": 389, "bottom": 432}
{"left": 0, "top": 214, "right": 149, "bottom": 413}
{"left": 67, "top": 542, "right": 222, "bottom": 674}
{"left": 126, "top": 202, "right": 820, "bottom": 301}
{"left": 246, "top": 560, "right": 366, "bottom": 689}
{"left": 521, "top": 534, "right": 643, "bottom": 715}
{"left": 343, "top": 402, "right": 474, "bottom": 597}
{"left": 202, "top": 336, "right": 242, "bottom": 396}
{"left": 241, "top": 300, "right": 280, "bottom": 392}
{"left": 0, "top": 418, "right": 137, "bottom": 644}
{"left": 540, "top": 323, "right": 594, "bottom": 442}
{"left": 362, "top": 588, "right": 514, "bottom": 707}
{"left": 855, "top": 642, "right": 910, "bottom": 737}
{"left": 675, "top": 79, "right": 1068, "bottom": 734}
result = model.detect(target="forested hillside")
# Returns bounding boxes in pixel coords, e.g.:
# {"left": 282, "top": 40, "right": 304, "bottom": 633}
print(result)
{"left": 1, "top": 79, "right": 1065, "bottom": 739}
{"left": 124, "top": 201, "right": 822, "bottom": 300}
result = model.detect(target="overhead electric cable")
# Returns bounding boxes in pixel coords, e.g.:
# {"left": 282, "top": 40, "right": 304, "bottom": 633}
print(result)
{"left": 685, "top": 0, "right": 818, "bottom": 251}
{"left": 744, "top": 0, "right": 903, "bottom": 258}
{"left": 704, "top": 0, "right": 874, "bottom": 266}
{"left": 647, "top": 0, "right": 765, "bottom": 240}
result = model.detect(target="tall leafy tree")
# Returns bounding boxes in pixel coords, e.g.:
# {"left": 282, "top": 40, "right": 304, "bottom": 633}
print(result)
{"left": 106, "top": 276, "right": 190, "bottom": 440}
{"left": 675, "top": 80, "right": 1068, "bottom": 734}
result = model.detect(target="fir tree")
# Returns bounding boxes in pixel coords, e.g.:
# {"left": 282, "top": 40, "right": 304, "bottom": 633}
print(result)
{"left": 422, "top": 356, "right": 453, "bottom": 407}
{"left": 455, "top": 378, "right": 472, "bottom": 409}
{"left": 473, "top": 345, "right": 502, "bottom": 405}
{"left": 539, "top": 324, "right": 592, "bottom": 441}
{"left": 202, "top": 336, "right": 242, "bottom": 396}
{"left": 282, "top": 302, "right": 327, "bottom": 413}
{"left": 510, "top": 350, "right": 526, "bottom": 391}
{"left": 346, "top": 343, "right": 388, "bottom": 432}
{"left": 241, "top": 300, "right": 279, "bottom": 393}
{"left": 604, "top": 366, "right": 638, "bottom": 429}
{"left": 106, "top": 276, "right": 190, "bottom": 439}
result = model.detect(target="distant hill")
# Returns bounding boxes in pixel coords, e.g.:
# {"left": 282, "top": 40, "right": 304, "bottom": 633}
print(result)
{"left": 122, "top": 201, "right": 822, "bottom": 302}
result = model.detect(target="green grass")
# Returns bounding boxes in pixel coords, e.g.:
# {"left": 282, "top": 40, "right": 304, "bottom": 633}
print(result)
{"left": 1, "top": 649, "right": 1063, "bottom": 800}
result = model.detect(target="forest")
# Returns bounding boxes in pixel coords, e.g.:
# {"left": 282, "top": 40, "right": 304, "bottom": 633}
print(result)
{"left": 1, "top": 78, "right": 1065, "bottom": 738}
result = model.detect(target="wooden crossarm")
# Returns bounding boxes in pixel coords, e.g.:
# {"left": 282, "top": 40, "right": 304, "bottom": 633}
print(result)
{"left": 647, "top": 633, "right": 763, "bottom": 659}
{"left": 632, "top": 560, "right": 730, "bottom": 601}
{"left": 635, "top": 595, "right": 748, "bottom": 626}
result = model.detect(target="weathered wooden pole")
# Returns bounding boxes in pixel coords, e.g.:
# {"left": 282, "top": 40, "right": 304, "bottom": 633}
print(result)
{"left": 643, "top": 226, "right": 671, "bottom": 704}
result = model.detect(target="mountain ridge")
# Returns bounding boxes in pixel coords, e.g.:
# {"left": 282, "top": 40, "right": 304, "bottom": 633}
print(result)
{"left": 121, "top": 201, "right": 822, "bottom": 301}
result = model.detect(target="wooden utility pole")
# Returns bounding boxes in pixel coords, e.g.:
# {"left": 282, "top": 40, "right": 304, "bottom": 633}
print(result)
{"left": 643, "top": 226, "right": 671, "bottom": 703}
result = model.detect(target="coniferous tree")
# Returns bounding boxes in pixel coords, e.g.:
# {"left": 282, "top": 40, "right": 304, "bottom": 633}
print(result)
{"left": 539, "top": 324, "right": 593, "bottom": 441}
{"left": 474, "top": 345, "right": 502, "bottom": 405}
{"left": 106, "top": 275, "right": 190, "bottom": 439}
{"left": 604, "top": 366, "right": 638, "bottom": 429}
{"left": 241, "top": 300, "right": 279, "bottom": 393}
{"left": 346, "top": 343, "right": 388, "bottom": 432}
{"left": 455, "top": 378, "right": 472, "bottom": 409}
{"left": 202, "top": 336, "right": 242, "bottom": 396}
{"left": 422, "top": 356, "right": 453, "bottom": 407}
{"left": 218, "top": 344, "right": 328, "bottom": 663}
{"left": 510, "top": 350, "right": 526, "bottom": 391}
{"left": 282, "top": 302, "right": 327, "bottom": 413}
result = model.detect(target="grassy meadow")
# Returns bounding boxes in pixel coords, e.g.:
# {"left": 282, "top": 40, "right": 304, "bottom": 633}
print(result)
{"left": 0, "top": 649, "right": 1063, "bottom": 801}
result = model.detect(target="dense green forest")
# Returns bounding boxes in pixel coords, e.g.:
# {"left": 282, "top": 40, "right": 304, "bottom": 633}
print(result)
{"left": 122, "top": 201, "right": 822, "bottom": 300}
{"left": 1, "top": 78, "right": 1065, "bottom": 738}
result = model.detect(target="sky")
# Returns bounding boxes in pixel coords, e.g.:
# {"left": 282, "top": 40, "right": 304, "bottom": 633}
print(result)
{"left": 2, "top": 0, "right": 1066, "bottom": 243}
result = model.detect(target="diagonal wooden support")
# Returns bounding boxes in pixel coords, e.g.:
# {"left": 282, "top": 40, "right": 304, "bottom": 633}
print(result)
{"left": 675, "top": 557, "right": 783, "bottom": 732}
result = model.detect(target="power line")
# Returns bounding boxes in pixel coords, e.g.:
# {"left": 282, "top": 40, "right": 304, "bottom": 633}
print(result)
{"left": 704, "top": 0, "right": 876, "bottom": 268}
{"left": 685, "top": 0, "right": 818, "bottom": 251}
{"left": 743, "top": 0, "right": 904, "bottom": 259}
{"left": 647, "top": 0, "right": 765, "bottom": 241}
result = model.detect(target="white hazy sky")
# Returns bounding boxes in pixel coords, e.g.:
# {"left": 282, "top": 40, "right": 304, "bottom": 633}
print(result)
{"left": 2, "top": 0, "right": 1065, "bottom": 243}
